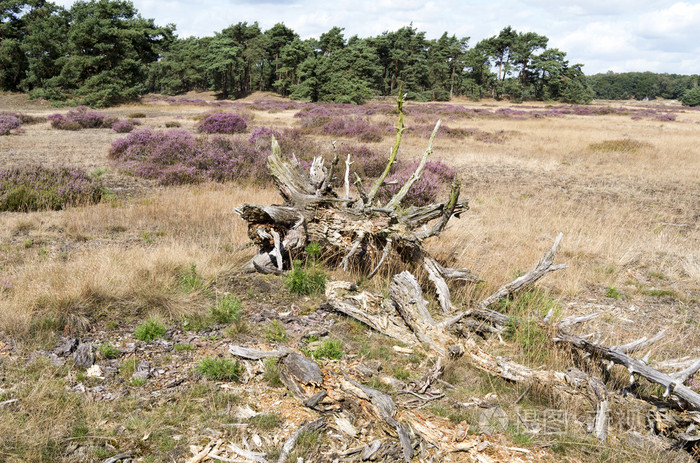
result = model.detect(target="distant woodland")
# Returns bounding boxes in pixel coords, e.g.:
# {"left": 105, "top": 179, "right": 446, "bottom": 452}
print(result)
{"left": 1, "top": 0, "right": 699, "bottom": 107}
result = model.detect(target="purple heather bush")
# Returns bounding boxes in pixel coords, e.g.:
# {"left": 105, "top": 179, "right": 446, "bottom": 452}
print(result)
{"left": 0, "top": 165, "right": 103, "bottom": 212}
{"left": 377, "top": 159, "right": 455, "bottom": 207}
{"left": 112, "top": 119, "right": 135, "bottom": 133}
{"left": 109, "top": 129, "right": 268, "bottom": 185}
{"left": 341, "top": 144, "right": 389, "bottom": 178}
{"left": 47, "top": 106, "right": 112, "bottom": 130}
{"left": 0, "top": 115, "right": 22, "bottom": 135}
{"left": 196, "top": 112, "right": 247, "bottom": 134}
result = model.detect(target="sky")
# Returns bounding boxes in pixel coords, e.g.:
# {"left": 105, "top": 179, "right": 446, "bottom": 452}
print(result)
{"left": 52, "top": 0, "right": 700, "bottom": 75}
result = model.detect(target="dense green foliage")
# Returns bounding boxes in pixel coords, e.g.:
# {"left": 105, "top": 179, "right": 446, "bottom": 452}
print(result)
{"left": 4, "top": 0, "right": 695, "bottom": 106}
{"left": 2, "top": 0, "right": 173, "bottom": 106}
{"left": 681, "top": 87, "right": 700, "bottom": 107}
{"left": 587, "top": 72, "right": 700, "bottom": 101}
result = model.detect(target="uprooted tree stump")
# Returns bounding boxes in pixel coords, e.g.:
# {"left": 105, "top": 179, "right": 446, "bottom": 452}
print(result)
{"left": 236, "top": 95, "right": 477, "bottom": 312}
{"left": 235, "top": 96, "right": 700, "bottom": 458}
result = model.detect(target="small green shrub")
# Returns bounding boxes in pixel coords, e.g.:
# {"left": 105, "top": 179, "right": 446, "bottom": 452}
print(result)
{"left": 264, "top": 320, "right": 287, "bottom": 343}
{"left": 263, "top": 358, "right": 282, "bottom": 387}
{"left": 312, "top": 339, "right": 343, "bottom": 360}
{"left": 128, "top": 112, "right": 147, "bottom": 118}
{"left": 196, "top": 357, "right": 243, "bottom": 381}
{"left": 211, "top": 295, "right": 242, "bottom": 324}
{"left": 134, "top": 317, "right": 167, "bottom": 341}
{"left": 98, "top": 344, "right": 120, "bottom": 359}
{"left": 178, "top": 263, "right": 205, "bottom": 292}
{"left": 174, "top": 343, "right": 193, "bottom": 351}
{"left": 130, "top": 377, "right": 147, "bottom": 387}
{"left": 605, "top": 286, "right": 622, "bottom": 299}
{"left": 285, "top": 260, "right": 327, "bottom": 296}
{"left": 165, "top": 121, "right": 181, "bottom": 128}
{"left": 248, "top": 413, "right": 281, "bottom": 430}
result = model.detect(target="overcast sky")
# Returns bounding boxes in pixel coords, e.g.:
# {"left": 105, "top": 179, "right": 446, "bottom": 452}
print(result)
{"left": 53, "top": 0, "right": 700, "bottom": 75}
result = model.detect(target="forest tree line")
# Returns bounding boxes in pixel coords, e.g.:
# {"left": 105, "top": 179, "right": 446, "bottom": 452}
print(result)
{"left": 1, "top": 0, "right": 698, "bottom": 107}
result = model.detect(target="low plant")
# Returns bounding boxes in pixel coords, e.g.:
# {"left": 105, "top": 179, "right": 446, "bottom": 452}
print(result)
{"left": 112, "top": 119, "right": 134, "bottom": 133}
{"left": 263, "top": 358, "right": 282, "bottom": 387}
{"left": 98, "top": 343, "right": 120, "bottom": 359}
{"left": 47, "top": 106, "right": 111, "bottom": 130}
{"left": 165, "top": 121, "right": 181, "bottom": 128}
{"left": 312, "top": 339, "right": 343, "bottom": 360}
{"left": 128, "top": 112, "right": 147, "bottom": 118}
{"left": 134, "top": 317, "right": 167, "bottom": 341}
{"left": 248, "top": 413, "right": 281, "bottom": 430}
{"left": 210, "top": 295, "right": 242, "bottom": 324}
{"left": 605, "top": 286, "right": 622, "bottom": 299}
{"left": 196, "top": 112, "right": 247, "bottom": 134}
{"left": 264, "top": 319, "right": 287, "bottom": 343}
{"left": 108, "top": 129, "right": 269, "bottom": 185}
{"left": 178, "top": 263, "right": 205, "bottom": 292}
{"left": 0, "top": 114, "right": 23, "bottom": 135}
{"left": 173, "top": 343, "right": 194, "bottom": 352}
{"left": 589, "top": 139, "right": 650, "bottom": 152}
{"left": 0, "top": 165, "right": 103, "bottom": 212}
{"left": 196, "top": 357, "right": 243, "bottom": 381}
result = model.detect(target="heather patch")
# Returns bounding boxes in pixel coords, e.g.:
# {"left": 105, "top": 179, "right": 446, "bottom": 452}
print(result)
{"left": 377, "top": 160, "right": 455, "bottom": 207}
{"left": 47, "top": 106, "right": 114, "bottom": 130}
{"left": 196, "top": 112, "right": 247, "bottom": 134}
{"left": 109, "top": 129, "right": 268, "bottom": 185}
{"left": 0, "top": 165, "right": 103, "bottom": 212}
{"left": 0, "top": 115, "right": 23, "bottom": 136}
{"left": 112, "top": 119, "right": 135, "bottom": 133}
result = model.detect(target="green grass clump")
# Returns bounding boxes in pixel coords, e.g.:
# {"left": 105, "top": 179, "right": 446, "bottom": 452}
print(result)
{"left": 285, "top": 260, "right": 328, "bottom": 295}
{"left": 173, "top": 343, "right": 194, "bottom": 352}
{"left": 134, "top": 317, "right": 167, "bottom": 341}
{"left": 311, "top": 339, "right": 343, "bottom": 360}
{"left": 98, "top": 343, "right": 120, "bottom": 359}
{"left": 178, "top": 263, "right": 206, "bottom": 292}
{"left": 265, "top": 320, "right": 287, "bottom": 343}
{"left": 588, "top": 139, "right": 649, "bottom": 152}
{"left": 605, "top": 286, "right": 622, "bottom": 299}
{"left": 263, "top": 358, "right": 282, "bottom": 387}
{"left": 196, "top": 357, "right": 243, "bottom": 382}
{"left": 211, "top": 295, "right": 242, "bottom": 324}
{"left": 248, "top": 413, "right": 282, "bottom": 430}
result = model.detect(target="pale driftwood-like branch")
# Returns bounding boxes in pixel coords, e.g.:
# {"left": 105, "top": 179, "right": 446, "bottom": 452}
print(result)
{"left": 390, "top": 272, "right": 447, "bottom": 357}
{"left": 340, "top": 230, "right": 365, "bottom": 271}
{"left": 480, "top": 233, "right": 566, "bottom": 309}
{"left": 228, "top": 345, "right": 291, "bottom": 360}
{"left": 671, "top": 359, "right": 700, "bottom": 383}
{"left": 322, "top": 281, "right": 411, "bottom": 342}
{"left": 228, "top": 444, "right": 268, "bottom": 463}
{"left": 277, "top": 418, "right": 326, "bottom": 463}
{"left": 344, "top": 154, "right": 352, "bottom": 199}
{"left": 613, "top": 330, "right": 666, "bottom": 354}
{"left": 367, "top": 238, "right": 393, "bottom": 281}
{"left": 422, "top": 256, "right": 452, "bottom": 314}
{"left": 385, "top": 119, "right": 441, "bottom": 209}
{"left": 555, "top": 333, "right": 700, "bottom": 410}
{"left": 342, "top": 376, "right": 413, "bottom": 463}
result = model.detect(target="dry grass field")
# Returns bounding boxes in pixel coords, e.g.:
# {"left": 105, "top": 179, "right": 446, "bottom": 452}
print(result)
{"left": 0, "top": 91, "right": 698, "bottom": 462}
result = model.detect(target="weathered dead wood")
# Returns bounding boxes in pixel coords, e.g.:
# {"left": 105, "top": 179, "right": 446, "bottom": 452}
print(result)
{"left": 237, "top": 96, "right": 474, "bottom": 302}
{"left": 390, "top": 271, "right": 448, "bottom": 357}
{"left": 228, "top": 345, "right": 291, "bottom": 360}
{"left": 342, "top": 376, "right": 414, "bottom": 462}
{"left": 480, "top": 233, "right": 566, "bottom": 310}
{"left": 555, "top": 333, "right": 700, "bottom": 410}
{"left": 277, "top": 418, "right": 326, "bottom": 463}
